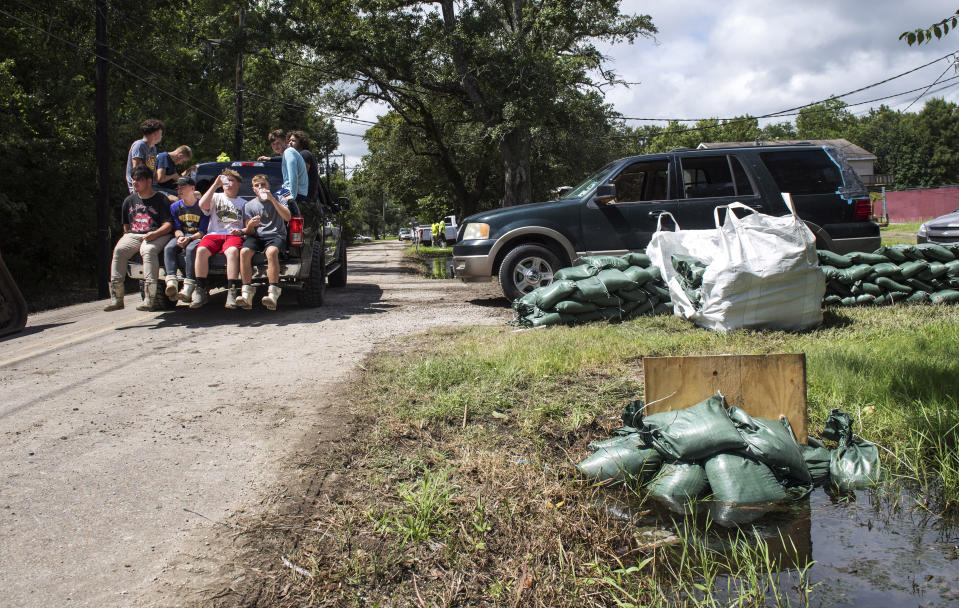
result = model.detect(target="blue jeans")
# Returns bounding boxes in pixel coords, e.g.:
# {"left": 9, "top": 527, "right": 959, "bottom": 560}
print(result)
{"left": 163, "top": 238, "right": 201, "bottom": 279}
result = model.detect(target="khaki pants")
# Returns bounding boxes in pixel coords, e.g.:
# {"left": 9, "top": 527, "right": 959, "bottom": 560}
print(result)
{"left": 110, "top": 233, "right": 172, "bottom": 282}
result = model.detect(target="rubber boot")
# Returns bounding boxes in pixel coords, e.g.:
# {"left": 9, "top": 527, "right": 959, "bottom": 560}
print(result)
{"left": 225, "top": 285, "right": 238, "bottom": 309}
{"left": 189, "top": 286, "right": 208, "bottom": 309}
{"left": 261, "top": 285, "right": 282, "bottom": 310}
{"left": 136, "top": 281, "right": 158, "bottom": 311}
{"left": 236, "top": 284, "right": 255, "bottom": 310}
{"left": 103, "top": 280, "right": 125, "bottom": 312}
{"left": 177, "top": 278, "right": 196, "bottom": 303}
{"left": 164, "top": 276, "right": 179, "bottom": 301}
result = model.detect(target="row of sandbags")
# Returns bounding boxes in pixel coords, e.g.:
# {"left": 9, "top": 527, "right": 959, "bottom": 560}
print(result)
{"left": 819, "top": 244, "right": 959, "bottom": 306}
{"left": 509, "top": 253, "right": 673, "bottom": 327}
{"left": 578, "top": 395, "right": 881, "bottom": 524}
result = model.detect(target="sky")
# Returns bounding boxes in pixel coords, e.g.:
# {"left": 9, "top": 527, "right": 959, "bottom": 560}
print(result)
{"left": 332, "top": 1, "right": 959, "bottom": 170}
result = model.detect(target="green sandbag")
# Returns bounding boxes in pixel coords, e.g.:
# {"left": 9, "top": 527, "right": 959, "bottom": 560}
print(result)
{"left": 945, "top": 260, "right": 959, "bottom": 277}
{"left": 931, "top": 289, "right": 959, "bottom": 304}
{"left": 534, "top": 279, "right": 578, "bottom": 309}
{"left": 827, "top": 279, "right": 852, "bottom": 297}
{"left": 625, "top": 300, "right": 655, "bottom": 318}
{"left": 874, "top": 245, "right": 909, "bottom": 263}
{"left": 647, "top": 462, "right": 708, "bottom": 502}
{"left": 824, "top": 294, "right": 842, "bottom": 305}
{"left": 588, "top": 434, "right": 635, "bottom": 451}
{"left": 622, "top": 252, "right": 652, "bottom": 268}
{"left": 866, "top": 262, "right": 901, "bottom": 279}
{"left": 704, "top": 453, "right": 788, "bottom": 504}
{"left": 906, "top": 290, "right": 931, "bottom": 303}
{"left": 653, "top": 301, "right": 673, "bottom": 315}
{"left": 580, "top": 255, "right": 630, "bottom": 271}
{"left": 529, "top": 312, "right": 575, "bottom": 327}
{"left": 645, "top": 283, "right": 672, "bottom": 300}
{"left": 513, "top": 290, "right": 539, "bottom": 316}
{"left": 574, "top": 276, "right": 610, "bottom": 302}
{"left": 590, "top": 294, "right": 623, "bottom": 307}
{"left": 554, "top": 300, "right": 598, "bottom": 314}
{"left": 818, "top": 250, "right": 852, "bottom": 268}
{"left": 898, "top": 259, "right": 928, "bottom": 279}
{"left": 916, "top": 243, "right": 956, "bottom": 262}
{"left": 819, "top": 265, "right": 840, "bottom": 280}
{"left": 554, "top": 264, "right": 597, "bottom": 281}
{"left": 848, "top": 251, "right": 891, "bottom": 265}
{"left": 840, "top": 296, "right": 857, "bottom": 306}
{"left": 906, "top": 277, "right": 934, "bottom": 293}
{"left": 830, "top": 441, "right": 881, "bottom": 490}
{"left": 886, "top": 290, "right": 911, "bottom": 303}
{"left": 726, "top": 407, "right": 811, "bottom": 483}
{"left": 598, "top": 306, "right": 626, "bottom": 320}
{"left": 835, "top": 264, "right": 872, "bottom": 284}
{"left": 801, "top": 440, "right": 831, "bottom": 486}
{"left": 623, "top": 266, "right": 658, "bottom": 285}
{"left": 821, "top": 409, "right": 853, "bottom": 442}
{"left": 855, "top": 294, "right": 876, "bottom": 305}
{"left": 672, "top": 254, "right": 707, "bottom": 288}
{"left": 575, "top": 310, "right": 606, "bottom": 323}
{"left": 639, "top": 393, "right": 747, "bottom": 462}
{"left": 577, "top": 435, "right": 663, "bottom": 485}
{"left": 928, "top": 261, "right": 949, "bottom": 279}
{"left": 876, "top": 276, "right": 912, "bottom": 293}
{"left": 596, "top": 268, "right": 635, "bottom": 292}
{"left": 618, "top": 287, "right": 649, "bottom": 303}
{"left": 852, "top": 281, "right": 882, "bottom": 296}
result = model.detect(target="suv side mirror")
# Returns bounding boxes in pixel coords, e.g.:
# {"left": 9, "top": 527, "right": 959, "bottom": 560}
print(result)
{"left": 594, "top": 183, "right": 617, "bottom": 204}
{"left": 335, "top": 196, "right": 351, "bottom": 212}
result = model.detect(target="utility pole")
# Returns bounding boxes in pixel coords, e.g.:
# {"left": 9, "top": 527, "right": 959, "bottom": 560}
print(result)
{"left": 233, "top": 7, "right": 245, "bottom": 160}
{"left": 94, "top": 0, "right": 110, "bottom": 298}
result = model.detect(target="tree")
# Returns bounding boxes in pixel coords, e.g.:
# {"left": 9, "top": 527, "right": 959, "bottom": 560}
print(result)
{"left": 901, "top": 9, "right": 959, "bottom": 45}
{"left": 796, "top": 99, "right": 855, "bottom": 139}
{"left": 277, "top": 0, "right": 655, "bottom": 211}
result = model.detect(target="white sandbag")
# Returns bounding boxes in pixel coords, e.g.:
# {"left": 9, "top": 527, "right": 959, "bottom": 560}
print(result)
{"left": 647, "top": 195, "right": 825, "bottom": 331}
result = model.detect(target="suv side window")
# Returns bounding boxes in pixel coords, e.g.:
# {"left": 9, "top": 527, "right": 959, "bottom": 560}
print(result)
{"left": 680, "top": 155, "right": 754, "bottom": 198}
{"left": 612, "top": 160, "right": 669, "bottom": 202}
{"left": 760, "top": 150, "right": 842, "bottom": 195}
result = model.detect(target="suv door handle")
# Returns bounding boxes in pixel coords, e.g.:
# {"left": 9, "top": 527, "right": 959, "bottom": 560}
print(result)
{"left": 647, "top": 210, "right": 668, "bottom": 217}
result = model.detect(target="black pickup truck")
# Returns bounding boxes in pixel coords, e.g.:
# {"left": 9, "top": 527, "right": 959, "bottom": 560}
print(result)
{"left": 130, "top": 160, "right": 351, "bottom": 309}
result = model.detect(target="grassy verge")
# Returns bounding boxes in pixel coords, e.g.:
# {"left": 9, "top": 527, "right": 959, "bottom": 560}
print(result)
{"left": 880, "top": 222, "right": 919, "bottom": 246}
{"left": 258, "top": 305, "right": 959, "bottom": 606}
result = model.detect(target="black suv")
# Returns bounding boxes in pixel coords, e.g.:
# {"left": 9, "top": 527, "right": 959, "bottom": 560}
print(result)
{"left": 130, "top": 160, "right": 351, "bottom": 308}
{"left": 453, "top": 144, "right": 880, "bottom": 300}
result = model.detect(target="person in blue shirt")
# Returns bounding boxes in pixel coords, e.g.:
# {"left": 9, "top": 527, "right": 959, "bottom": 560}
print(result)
{"left": 162, "top": 176, "right": 209, "bottom": 302}
{"left": 267, "top": 129, "right": 308, "bottom": 203}
{"left": 155, "top": 145, "right": 193, "bottom": 192}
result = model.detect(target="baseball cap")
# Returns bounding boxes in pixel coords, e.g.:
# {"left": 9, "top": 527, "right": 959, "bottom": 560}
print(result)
{"left": 177, "top": 176, "right": 196, "bottom": 187}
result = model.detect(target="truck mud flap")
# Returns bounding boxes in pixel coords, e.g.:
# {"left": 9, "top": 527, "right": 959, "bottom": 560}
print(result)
{"left": 0, "top": 250, "right": 28, "bottom": 337}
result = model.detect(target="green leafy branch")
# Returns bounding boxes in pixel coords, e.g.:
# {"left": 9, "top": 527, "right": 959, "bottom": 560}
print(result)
{"left": 900, "top": 9, "right": 959, "bottom": 45}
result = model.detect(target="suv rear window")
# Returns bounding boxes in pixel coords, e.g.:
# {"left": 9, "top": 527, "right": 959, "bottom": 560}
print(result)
{"left": 680, "top": 155, "right": 754, "bottom": 198}
{"left": 760, "top": 150, "right": 843, "bottom": 195}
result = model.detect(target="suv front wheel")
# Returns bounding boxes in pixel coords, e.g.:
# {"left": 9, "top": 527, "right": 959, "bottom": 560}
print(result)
{"left": 498, "top": 244, "right": 561, "bottom": 301}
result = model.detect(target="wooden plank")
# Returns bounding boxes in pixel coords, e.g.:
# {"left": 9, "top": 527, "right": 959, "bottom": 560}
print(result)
{"left": 642, "top": 354, "right": 807, "bottom": 442}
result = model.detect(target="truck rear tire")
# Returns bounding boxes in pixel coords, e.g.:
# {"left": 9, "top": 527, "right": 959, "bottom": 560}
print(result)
{"left": 498, "top": 244, "right": 562, "bottom": 301}
{"left": 298, "top": 242, "right": 326, "bottom": 307}
{"left": 327, "top": 242, "right": 347, "bottom": 288}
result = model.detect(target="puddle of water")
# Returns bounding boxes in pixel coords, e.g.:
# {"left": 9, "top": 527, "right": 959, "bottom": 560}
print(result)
{"left": 601, "top": 485, "right": 959, "bottom": 607}
{"left": 423, "top": 257, "right": 454, "bottom": 279}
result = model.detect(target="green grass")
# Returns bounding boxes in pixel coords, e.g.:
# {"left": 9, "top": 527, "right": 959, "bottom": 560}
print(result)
{"left": 880, "top": 222, "right": 920, "bottom": 246}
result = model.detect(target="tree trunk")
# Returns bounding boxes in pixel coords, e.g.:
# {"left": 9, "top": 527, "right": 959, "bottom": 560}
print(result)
{"left": 500, "top": 128, "right": 532, "bottom": 206}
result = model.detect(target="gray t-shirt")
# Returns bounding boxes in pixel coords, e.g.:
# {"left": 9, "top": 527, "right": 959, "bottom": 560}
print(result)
{"left": 243, "top": 196, "right": 288, "bottom": 239}
{"left": 125, "top": 139, "right": 157, "bottom": 192}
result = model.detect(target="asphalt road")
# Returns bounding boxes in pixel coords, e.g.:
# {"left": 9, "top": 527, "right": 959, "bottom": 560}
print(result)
{"left": 0, "top": 241, "right": 510, "bottom": 607}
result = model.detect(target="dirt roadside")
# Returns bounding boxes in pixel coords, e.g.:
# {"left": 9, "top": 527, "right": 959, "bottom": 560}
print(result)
{"left": 0, "top": 241, "right": 511, "bottom": 608}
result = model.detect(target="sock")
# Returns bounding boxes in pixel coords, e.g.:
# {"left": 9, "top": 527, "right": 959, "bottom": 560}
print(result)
{"left": 228, "top": 279, "right": 239, "bottom": 290}
{"left": 197, "top": 277, "right": 208, "bottom": 288}
{"left": 269, "top": 282, "right": 279, "bottom": 288}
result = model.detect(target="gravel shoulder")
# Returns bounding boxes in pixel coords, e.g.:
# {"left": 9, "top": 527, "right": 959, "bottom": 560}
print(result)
{"left": 0, "top": 241, "right": 510, "bottom": 607}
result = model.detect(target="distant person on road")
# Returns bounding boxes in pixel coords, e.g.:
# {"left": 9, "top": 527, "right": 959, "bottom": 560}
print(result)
{"left": 287, "top": 130, "right": 319, "bottom": 203}
{"left": 236, "top": 174, "right": 291, "bottom": 311}
{"left": 104, "top": 165, "right": 173, "bottom": 312}
{"left": 125, "top": 118, "right": 163, "bottom": 192}
{"left": 163, "top": 177, "right": 208, "bottom": 303}
{"left": 189, "top": 169, "right": 246, "bottom": 309}
{"left": 431, "top": 221, "right": 440, "bottom": 247}
{"left": 155, "top": 145, "right": 194, "bottom": 192}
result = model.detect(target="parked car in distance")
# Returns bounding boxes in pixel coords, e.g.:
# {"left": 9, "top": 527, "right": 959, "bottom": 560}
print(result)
{"left": 453, "top": 144, "right": 881, "bottom": 300}
{"left": 354, "top": 235, "right": 373, "bottom": 243}
{"left": 398, "top": 228, "right": 413, "bottom": 241}
{"left": 917, "top": 206, "right": 959, "bottom": 244}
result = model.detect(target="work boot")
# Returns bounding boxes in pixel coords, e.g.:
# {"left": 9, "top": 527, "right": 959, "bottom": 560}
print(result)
{"left": 136, "top": 281, "right": 158, "bottom": 311}
{"left": 261, "top": 285, "right": 282, "bottom": 310}
{"left": 189, "top": 286, "right": 208, "bottom": 309}
{"left": 236, "top": 284, "right": 256, "bottom": 310}
{"left": 177, "top": 278, "right": 196, "bottom": 303}
{"left": 103, "top": 280, "right": 125, "bottom": 312}
{"left": 225, "top": 285, "right": 238, "bottom": 309}
{"left": 164, "top": 276, "right": 179, "bottom": 301}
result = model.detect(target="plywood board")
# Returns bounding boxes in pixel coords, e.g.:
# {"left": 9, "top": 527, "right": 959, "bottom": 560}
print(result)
{"left": 642, "top": 354, "right": 807, "bottom": 442}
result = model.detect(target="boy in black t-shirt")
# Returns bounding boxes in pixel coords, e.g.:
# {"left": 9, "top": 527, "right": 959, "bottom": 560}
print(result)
{"left": 104, "top": 165, "right": 174, "bottom": 312}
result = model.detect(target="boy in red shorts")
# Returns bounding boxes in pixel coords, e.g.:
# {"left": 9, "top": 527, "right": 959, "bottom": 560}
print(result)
{"left": 187, "top": 169, "right": 246, "bottom": 308}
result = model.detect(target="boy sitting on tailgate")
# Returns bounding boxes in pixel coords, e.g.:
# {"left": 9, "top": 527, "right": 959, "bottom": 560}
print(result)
{"left": 235, "top": 174, "right": 291, "bottom": 310}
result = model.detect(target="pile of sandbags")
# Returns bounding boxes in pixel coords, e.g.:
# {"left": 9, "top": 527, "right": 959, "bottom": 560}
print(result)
{"left": 820, "top": 244, "right": 959, "bottom": 306}
{"left": 578, "top": 396, "right": 881, "bottom": 524}
{"left": 509, "top": 253, "right": 673, "bottom": 327}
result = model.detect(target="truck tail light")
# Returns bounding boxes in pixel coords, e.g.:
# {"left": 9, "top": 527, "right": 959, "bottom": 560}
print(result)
{"left": 852, "top": 198, "right": 872, "bottom": 221}
{"left": 289, "top": 215, "right": 304, "bottom": 246}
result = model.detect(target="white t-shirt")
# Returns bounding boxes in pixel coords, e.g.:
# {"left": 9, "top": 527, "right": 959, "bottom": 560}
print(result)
{"left": 203, "top": 193, "right": 246, "bottom": 235}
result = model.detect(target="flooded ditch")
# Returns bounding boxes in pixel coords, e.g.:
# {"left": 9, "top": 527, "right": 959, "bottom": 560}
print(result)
{"left": 602, "top": 484, "right": 959, "bottom": 606}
